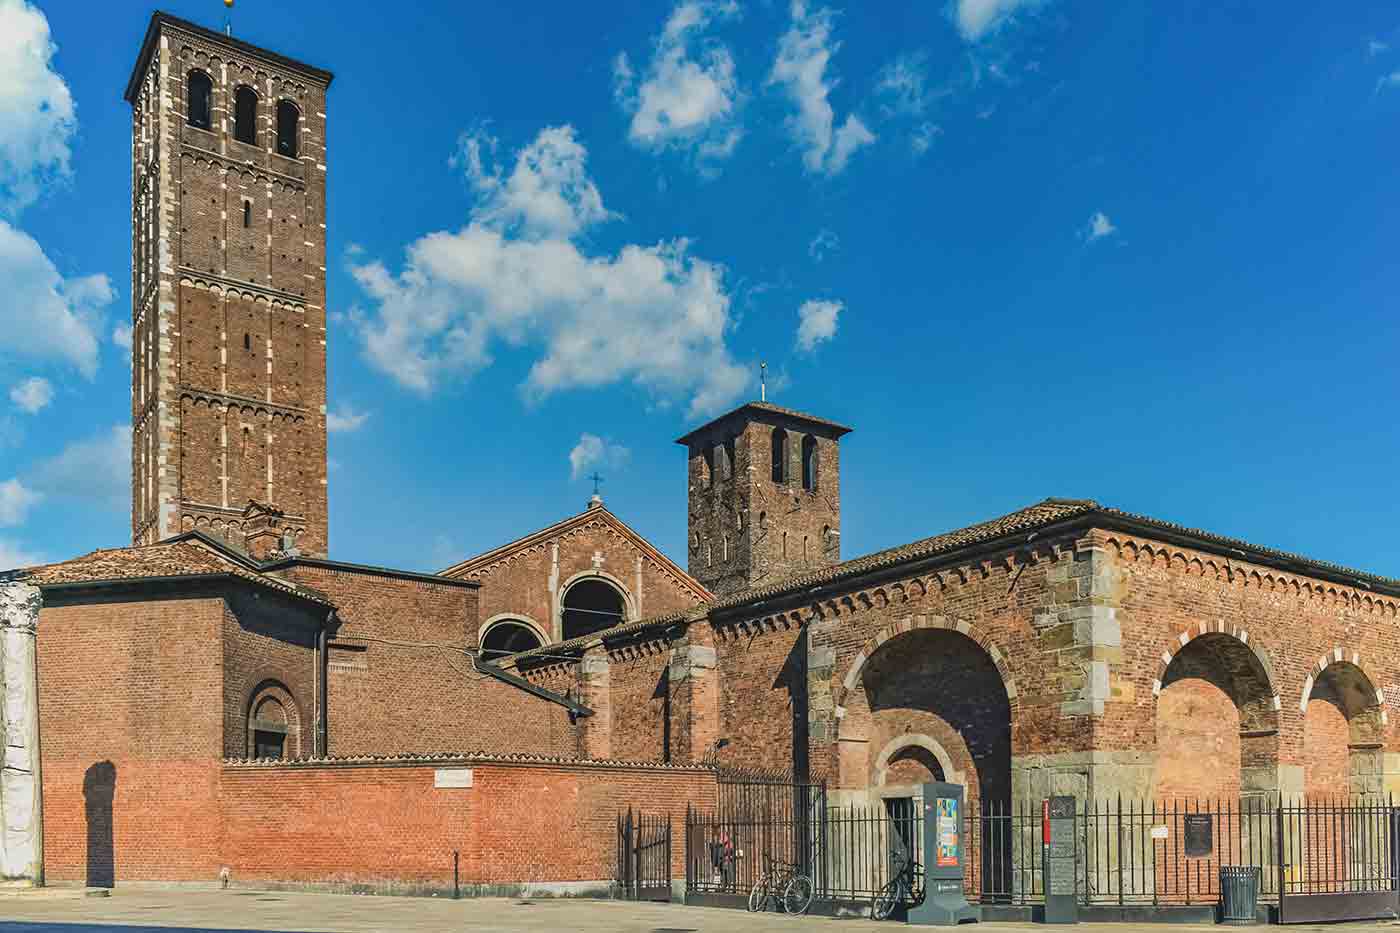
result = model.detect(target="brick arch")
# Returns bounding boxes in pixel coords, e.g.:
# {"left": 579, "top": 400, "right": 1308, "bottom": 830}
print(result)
{"left": 834, "top": 613, "right": 1019, "bottom": 712}
{"left": 1150, "top": 622, "right": 1281, "bottom": 713}
{"left": 1300, "top": 650, "right": 1387, "bottom": 725}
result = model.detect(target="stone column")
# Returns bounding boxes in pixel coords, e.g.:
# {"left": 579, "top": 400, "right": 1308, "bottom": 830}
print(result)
{"left": 0, "top": 582, "right": 42, "bottom": 885}
{"left": 668, "top": 632, "right": 719, "bottom": 765}
{"left": 578, "top": 646, "right": 612, "bottom": 760}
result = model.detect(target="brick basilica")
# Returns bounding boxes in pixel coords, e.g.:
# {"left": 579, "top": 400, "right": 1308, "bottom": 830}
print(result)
{"left": 1, "top": 11, "right": 1398, "bottom": 894}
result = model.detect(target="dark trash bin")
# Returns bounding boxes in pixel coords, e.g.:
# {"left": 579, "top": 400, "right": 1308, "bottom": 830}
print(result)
{"left": 1219, "top": 866, "right": 1260, "bottom": 925}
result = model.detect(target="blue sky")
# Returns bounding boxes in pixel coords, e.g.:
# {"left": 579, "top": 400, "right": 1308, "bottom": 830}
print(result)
{"left": 1, "top": 0, "right": 1398, "bottom": 578}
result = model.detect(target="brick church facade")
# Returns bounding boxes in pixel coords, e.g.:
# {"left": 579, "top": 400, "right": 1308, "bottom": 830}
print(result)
{"left": 1, "top": 11, "right": 1398, "bottom": 894}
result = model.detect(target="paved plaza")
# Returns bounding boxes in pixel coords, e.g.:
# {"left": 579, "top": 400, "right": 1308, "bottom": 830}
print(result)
{"left": 1, "top": 888, "right": 1399, "bottom": 933}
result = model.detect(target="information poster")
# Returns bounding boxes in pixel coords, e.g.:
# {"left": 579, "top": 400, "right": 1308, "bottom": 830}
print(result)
{"left": 936, "top": 797, "right": 959, "bottom": 867}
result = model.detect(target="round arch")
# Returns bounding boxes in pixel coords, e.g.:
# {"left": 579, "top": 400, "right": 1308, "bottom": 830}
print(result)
{"left": 873, "top": 733, "right": 966, "bottom": 788}
{"left": 479, "top": 614, "right": 549, "bottom": 659}
{"left": 834, "top": 613, "right": 1019, "bottom": 716}
{"left": 1151, "top": 622, "right": 1281, "bottom": 710}
{"left": 245, "top": 678, "right": 301, "bottom": 760}
{"left": 557, "top": 570, "right": 635, "bottom": 641}
{"left": 1300, "top": 650, "right": 1387, "bottom": 723}
{"left": 1300, "top": 651, "right": 1388, "bottom": 798}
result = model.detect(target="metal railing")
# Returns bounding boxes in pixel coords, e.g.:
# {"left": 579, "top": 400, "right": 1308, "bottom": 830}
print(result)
{"left": 685, "top": 791, "right": 1400, "bottom": 913}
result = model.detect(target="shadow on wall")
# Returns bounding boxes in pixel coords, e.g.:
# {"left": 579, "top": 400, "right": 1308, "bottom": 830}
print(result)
{"left": 83, "top": 761, "right": 116, "bottom": 888}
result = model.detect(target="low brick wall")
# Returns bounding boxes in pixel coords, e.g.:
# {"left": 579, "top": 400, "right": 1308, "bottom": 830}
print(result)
{"left": 48, "top": 754, "right": 716, "bottom": 895}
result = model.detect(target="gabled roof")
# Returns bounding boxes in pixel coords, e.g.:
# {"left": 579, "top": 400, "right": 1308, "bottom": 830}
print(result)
{"left": 505, "top": 496, "right": 1400, "bottom": 663}
{"left": 439, "top": 505, "right": 711, "bottom": 602}
{"left": 676, "top": 400, "right": 853, "bottom": 446}
{"left": 12, "top": 531, "right": 334, "bottom": 608}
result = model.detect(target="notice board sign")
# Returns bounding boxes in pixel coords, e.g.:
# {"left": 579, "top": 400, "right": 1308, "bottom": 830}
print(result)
{"left": 1183, "top": 814, "right": 1213, "bottom": 858}
{"left": 935, "top": 797, "right": 960, "bottom": 867}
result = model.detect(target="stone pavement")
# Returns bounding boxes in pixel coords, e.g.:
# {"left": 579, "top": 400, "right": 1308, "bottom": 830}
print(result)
{"left": 0, "top": 888, "right": 1398, "bottom": 932}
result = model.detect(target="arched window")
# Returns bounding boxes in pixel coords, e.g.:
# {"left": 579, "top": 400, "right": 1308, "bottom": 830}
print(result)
{"left": 479, "top": 619, "right": 544, "bottom": 659}
{"left": 802, "top": 435, "right": 818, "bottom": 491}
{"left": 722, "top": 534, "right": 729, "bottom": 561}
{"left": 771, "top": 428, "right": 788, "bottom": 484}
{"left": 234, "top": 86, "right": 258, "bottom": 146}
{"left": 561, "top": 578, "right": 627, "bottom": 642}
{"left": 187, "top": 72, "right": 212, "bottom": 130}
{"left": 701, "top": 446, "right": 714, "bottom": 488}
{"left": 724, "top": 436, "right": 737, "bottom": 480}
{"left": 276, "top": 100, "right": 299, "bottom": 158}
{"left": 246, "top": 681, "right": 298, "bottom": 759}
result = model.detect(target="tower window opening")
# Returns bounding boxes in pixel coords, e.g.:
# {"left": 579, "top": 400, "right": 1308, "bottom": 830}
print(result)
{"left": 782, "top": 531, "right": 788, "bottom": 558}
{"left": 722, "top": 535, "right": 729, "bottom": 561}
{"left": 276, "top": 100, "right": 299, "bottom": 158}
{"left": 701, "top": 446, "right": 714, "bottom": 488}
{"left": 186, "top": 72, "right": 212, "bottom": 130}
{"left": 243, "top": 333, "right": 251, "bottom": 351}
{"left": 803, "top": 536, "right": 809, "bottom": 561}
{"left": 242, "top": 200, "right": 252, "bottom": 228}
{"left": 723, "top": 436, "right": 736, "bottom": 480}
{"left": 771, "top": 427, "right": 788, "bottom": 484}
{"left": 234, "top": 86, "right": 258, "bottom": 146}
{"left": 802, "top": 435, "right": 818, "bottom": 491}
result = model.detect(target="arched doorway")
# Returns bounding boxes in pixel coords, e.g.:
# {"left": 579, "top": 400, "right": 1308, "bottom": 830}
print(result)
{"left": 1154, "top": 632, "right": 1278, "bottom": 801}
{"left": 479, "top": 618, "right": 546, "bottom": 660}
{"left": 561, "top": 578, "right": 628, "bottom": 642}
{"left": 1302, "top": 660, "right": 1385, "bottom": 800}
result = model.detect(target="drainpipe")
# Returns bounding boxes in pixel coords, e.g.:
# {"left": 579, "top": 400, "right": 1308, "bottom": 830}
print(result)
{"left": 316, "top": 612, "right": 332, "bottom": 756}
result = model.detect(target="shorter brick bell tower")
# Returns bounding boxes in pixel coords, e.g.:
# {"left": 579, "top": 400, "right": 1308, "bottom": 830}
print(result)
{"left": 677, "top": 402, "right": 851, "bottom": 597}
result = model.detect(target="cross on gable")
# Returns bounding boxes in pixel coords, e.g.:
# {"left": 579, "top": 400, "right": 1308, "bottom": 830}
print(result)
{"left": 591, "top": 550, "right": 605, "bottom": 570}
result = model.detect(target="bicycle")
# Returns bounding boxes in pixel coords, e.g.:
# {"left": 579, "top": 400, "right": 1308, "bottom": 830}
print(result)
{"left": 872, "top": 850, "right": 924, "bottom": 921}
{"left": 748, "top": 854, "right": 815, "bottom": 915}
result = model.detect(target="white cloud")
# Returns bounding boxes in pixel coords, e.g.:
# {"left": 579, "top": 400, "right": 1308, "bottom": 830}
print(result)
{"left": 0, "top": 0, "right": 76, "bottom": 215}
{"left": 112, "top": 321, "right": 132, "bottom": 350}
{"left": 9, "top": 375, "right": 51, "bottom": 414}
{"left": 1083, "top": 210, "right": 1117, "bottom": 242}
{"left": 0, "top": 477, "right": 39, "bottom": 526}
{"left": 568, "top": 433, "right": 631, "bottom": 481}
{"left": 0, "top": 219, "right": 111, "bottom": 377}
{"left": 1368, "top": 39, "right": 1390, "bottom": 58}
{"left": 0, "top": 536, "right": 43, "bottom": 569}
{"left": 1377, "top": 71, "right": 1400, "bottom": 93}
{"left": 617, "top": 1, "right": 744, "bottom": 165}
{"left": 325, "top": 403, "right": 370, "bottom": 433}
{"left": 877, "top": 53, "right": 931, "bottom": 117}
{"left": 28, "top": 424, "right": 130, "bottom": 510}
{"left": 769, "top": 2, "right": 875, "bottom": 175}
{"left": 796, "top": 298, "right": 842, "bottom": 352}
{"left": 954, "top": 0, "right": 1046, "bottom": 42}
{"left": 454, "top": 125, "right": 613, "bottom": 240}
{"left": 911, "top": 122, "right": 943, "bottom": 155}
{"left": 808, "top": 228, "right": 839, "bottom": 261}
{"left": 353, "top": 126, "right": 750, "bottom": 419}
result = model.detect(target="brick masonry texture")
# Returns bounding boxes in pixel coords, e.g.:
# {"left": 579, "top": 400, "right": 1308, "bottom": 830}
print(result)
{"left": 129, "top": 17, "right": 329, "bottom": 554}
{"left": 29, "top": 8, "right": 1400, "bottom": 895}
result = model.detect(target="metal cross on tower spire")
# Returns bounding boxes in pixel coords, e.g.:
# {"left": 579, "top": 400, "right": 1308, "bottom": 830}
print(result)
{"left": 589, "top": 472, "right": 605, "bottom": 496}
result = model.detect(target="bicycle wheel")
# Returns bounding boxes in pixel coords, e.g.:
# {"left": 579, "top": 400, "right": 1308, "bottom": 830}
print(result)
{"left": 872, "top": 878, "right": 903, "bottom": 921}
{"left": 748, "top": 878, "right": 767, "bottom": 912}
{"left": 783, "top": 873, "right": 814, "bottom": 915}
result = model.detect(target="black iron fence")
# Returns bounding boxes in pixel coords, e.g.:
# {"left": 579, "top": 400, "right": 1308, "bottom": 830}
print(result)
{"left": 685, "top": 791, "right": 1400, "bottom": 918}
{"left": 617, "top": 808, "right": 672, "bottom": 902}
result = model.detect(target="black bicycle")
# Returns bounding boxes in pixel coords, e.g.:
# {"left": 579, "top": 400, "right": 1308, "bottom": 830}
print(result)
{"left": 872, "top": 850, "right": 924, "bottom": 921}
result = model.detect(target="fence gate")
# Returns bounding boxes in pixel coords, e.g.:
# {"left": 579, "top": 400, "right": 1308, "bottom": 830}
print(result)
{"left": 617, "top": 808, "right": 672, "bottom": 902}
{"left": 1275, "top": 799, "right": 1399, "bottom": 924}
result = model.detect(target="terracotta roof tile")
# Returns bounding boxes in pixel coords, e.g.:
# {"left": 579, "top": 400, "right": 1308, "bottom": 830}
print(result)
{"left": 14, "top": 537, "right": 333, "bottom": 607}
{"left": 506, "top": 496, "right": 1400, "bottom": 663}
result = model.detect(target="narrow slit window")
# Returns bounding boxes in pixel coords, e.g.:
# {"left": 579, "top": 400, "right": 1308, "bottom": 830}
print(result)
{"left": 243, "top": 333, "right": 251, "bottom": 351}
{"left": 242, "top": 201, "right": 252, "bottom": 228}
{"left": 802, "top": 435, "right": 819, "bottom": 491}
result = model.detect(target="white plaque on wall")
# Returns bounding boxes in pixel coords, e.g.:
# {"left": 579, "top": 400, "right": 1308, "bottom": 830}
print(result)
{"left": 434, "top": 768, "right": 474, "bottom": 788}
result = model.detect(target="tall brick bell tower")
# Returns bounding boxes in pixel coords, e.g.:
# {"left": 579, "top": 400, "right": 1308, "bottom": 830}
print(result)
{"left": 125, "top": 13, "right": 332, "bottom": 556}
{"left": 678, "top": 402, "right": 851, "bottom": 597}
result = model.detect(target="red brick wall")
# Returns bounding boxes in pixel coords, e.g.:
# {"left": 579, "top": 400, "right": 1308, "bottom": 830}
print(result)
{"left": 279, "top": 565, "right": 578, "bottom": 758}
{"left": 1154, "top": 679, "right": 1241, "bottom": 801}
{"left": 447, "top": 513, "right": 704, "bottom": 645}
{"left": 112, "top": 759, "right": 717, "bottom": 890}
{"left": 37, "top": 594, "right": 229, "bottom": 882}
{"left": 1303, "top": 698, "right": 1351, "bottom": 800}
